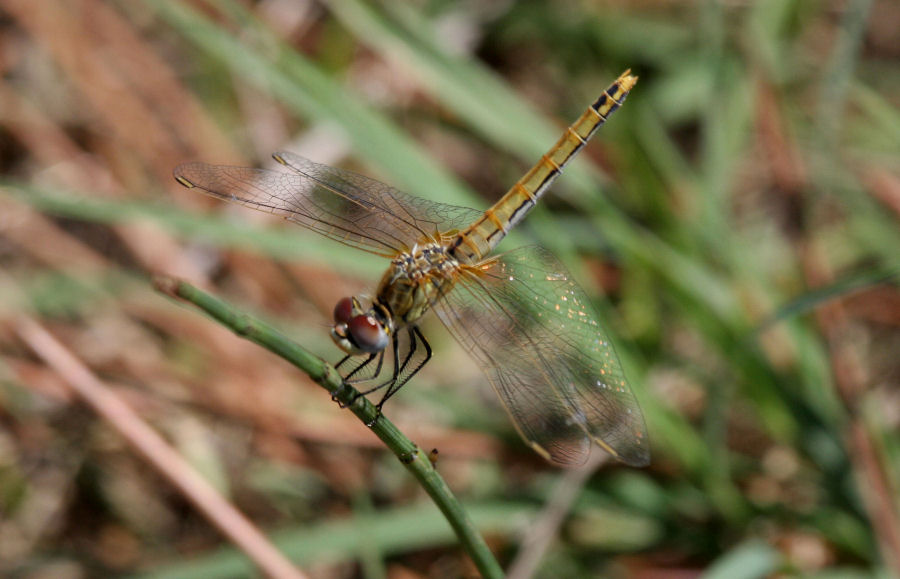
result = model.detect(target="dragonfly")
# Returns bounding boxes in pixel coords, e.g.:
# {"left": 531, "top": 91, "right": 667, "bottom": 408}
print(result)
{"left": 174, "top": 71, "right": 648, "bottom": 467}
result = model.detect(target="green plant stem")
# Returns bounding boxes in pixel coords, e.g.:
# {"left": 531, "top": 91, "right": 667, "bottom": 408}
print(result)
{"left": 154, "top": 276, "right": 505, "bottom": 579}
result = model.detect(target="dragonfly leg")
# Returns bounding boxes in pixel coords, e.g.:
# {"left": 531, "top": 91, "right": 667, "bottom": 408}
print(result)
{"left": 354, "top": 332, "right": 402, "bottom": 400}
{"left": 335, "top": 351, "right": 381, "bottom": 408}
{"left": 355, "top": 332, "right": 404, "bottom": 426}
{"left": 339, "top": 327, "right": 433, "bottom": 424}
{"left": 343, "top": 336, "right": 399, "bottom": 414}
{"left": 375, "top": 326, "right": 432, "bottom": 411}
{"left": 344, "top": 351, "right": 384, "bottom": 383}
{"left": 331, "top": 354, "right": 353, "bottom": 403}
{"left": 334, "top": 353, "right": 352, "bottom": 370}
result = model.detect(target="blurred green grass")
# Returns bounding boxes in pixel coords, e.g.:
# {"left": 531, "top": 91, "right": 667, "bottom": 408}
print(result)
{"left": 1, "top": 0, "right": 899, "bottom": 577}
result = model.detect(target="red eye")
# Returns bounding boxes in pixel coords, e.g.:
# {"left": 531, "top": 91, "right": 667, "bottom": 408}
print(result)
{"left": 348, "top": 315, "right": 389, "bottom": 352}
{"left": 333, "top": 297, "right": 354, "bottom": 324}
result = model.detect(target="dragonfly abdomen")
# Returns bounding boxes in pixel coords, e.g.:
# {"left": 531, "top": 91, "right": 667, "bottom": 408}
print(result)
{"left": 450, "top": 70, "right": 637, "bottom": 264}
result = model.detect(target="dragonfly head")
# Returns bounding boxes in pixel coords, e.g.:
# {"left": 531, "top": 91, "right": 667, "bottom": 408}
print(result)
{"left": 331, "top": 296, "right": 391, "bottom": 355}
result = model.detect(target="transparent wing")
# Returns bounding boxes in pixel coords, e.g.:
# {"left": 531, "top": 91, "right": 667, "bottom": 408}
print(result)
{"left": 174, "top": 152, "right": 482, "bottom": 257}
{"left": 432, "top": 246, "right": 649, "bottom": 467}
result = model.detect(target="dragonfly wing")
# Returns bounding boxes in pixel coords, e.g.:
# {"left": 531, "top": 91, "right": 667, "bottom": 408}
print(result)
{"left": 274, "top": 152, "right": 482, "bottom": 237}
{"left": 174, "top": 153, "right": 482, "bottom": 257}
{"left": 432, "top": 246, "right": 649, "bottom": 467}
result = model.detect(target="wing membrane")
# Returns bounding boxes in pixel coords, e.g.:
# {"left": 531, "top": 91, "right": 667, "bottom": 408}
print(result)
{"left": 433, "top": 246, "right": 649, "bottom": 466}
{"left": 174, "top": 153, "right": 481, "bottom": 257}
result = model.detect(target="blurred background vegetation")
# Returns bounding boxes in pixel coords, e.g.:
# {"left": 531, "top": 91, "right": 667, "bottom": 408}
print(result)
{"left": 1, "top": 0, "right": 899, "bottom": 577}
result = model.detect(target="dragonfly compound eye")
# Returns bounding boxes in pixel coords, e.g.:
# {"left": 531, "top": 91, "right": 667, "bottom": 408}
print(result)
{"left": 348, "top": 315, "right": 389, "bottom": 353}
{"left": 333, "top": 297, "right": 354, "bottom": 325}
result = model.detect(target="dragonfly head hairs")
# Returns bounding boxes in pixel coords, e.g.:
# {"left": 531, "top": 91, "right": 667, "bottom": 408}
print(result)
{"left": 174, "top": 70, "right": 650, "bottom": 468}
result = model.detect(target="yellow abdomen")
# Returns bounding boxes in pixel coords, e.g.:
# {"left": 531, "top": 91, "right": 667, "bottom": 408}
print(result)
{"left": 450, "top": 71, "right": 637, "bottom": 264}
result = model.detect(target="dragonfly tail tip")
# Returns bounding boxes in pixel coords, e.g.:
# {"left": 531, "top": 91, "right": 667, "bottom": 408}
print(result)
{"left": 618, "top": 69, "right": 639, "bottom": 91}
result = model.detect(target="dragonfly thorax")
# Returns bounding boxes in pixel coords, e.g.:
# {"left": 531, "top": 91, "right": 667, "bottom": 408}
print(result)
{"left": 376, "top": 242, "right": 459, "bottom": 326}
